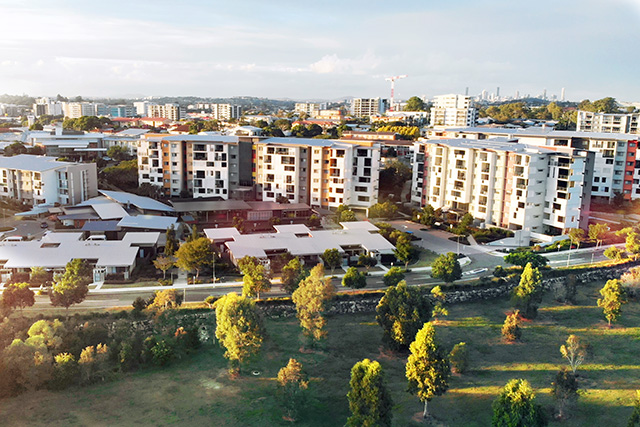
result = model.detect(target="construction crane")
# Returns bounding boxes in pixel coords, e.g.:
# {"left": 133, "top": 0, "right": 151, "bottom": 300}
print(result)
{"left": 385, "top": 75, "right": 407, "bottom": 112}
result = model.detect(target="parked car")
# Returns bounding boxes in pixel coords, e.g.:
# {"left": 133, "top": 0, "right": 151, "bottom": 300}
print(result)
{"left": 40, "top": 222, "right": 48, "bottom": 228}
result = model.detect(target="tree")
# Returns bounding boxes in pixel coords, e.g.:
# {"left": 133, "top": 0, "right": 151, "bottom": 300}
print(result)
{"left": 588, "top": 223, "right": 608, "bottom": 248}
{"left": 153, "top": 255, "right": 174, "bottom": 279}
{"left": 597, "top": 279, "right": 627, "bottom": 326}
{"left": 174, "top": 237, "right": 213, "bottom": 280}
{"left": 165, "top": 225, "right": 178, "bottom": 256}
{"left": 291, "top": 264, "right": 334, "bottom": 345}
{"left": 339, "top": 209, "right": 357, "bottom": 222}
{"left": 560, "top": 335, "right": 587, "bottom": 375}
{"left": 50, "top": 259, "right": 91, "bottom": 311}
{"left": 382, "top": 266, "right": 405, "bottom": 287}
{"left": 357, "top": 254, "right": 377, "bottom": 272}
{"left": 1, "top": 282, "right": 35, "bottom": 313}
{"left": 431, "top": 252, "right": 462, "bottom": 284}
{"left": 431, "top": 285, "right": 449, "bottom": 321}
{"left": 214, "top": 293, "right": 264, "bottom": 374}
{"left": 604, "top": 246, "right": 625, "bottom": 260}
{"left": 394, "top": 239, "right": 416, "bottom": 269}
{"left": 617, "top": 228, "right": 640, "bottom": 260}
{"left": 504, "top": 251, "right": 549, "bottom": 268}
{"left": 147, "top": 289, "right": 181, "bottom": 311}
{"left": 512, "top": 262, "right": 543, "bottom": 319}
{"left": 368, "top": 201, "right": 398, "bottom": 219}
{"left": 29, "top": 266, "right": 50, "bottom": 288}
{"left": 492, "top": 379, "right": 547, "bottom": 427}
{"left": 502, "top": 310, "right": 521, "bottom": 342}
{"left": 277, "top": 358, "right": 309, "bottom": 422}
{"left": 342, "top": 266, "right": 367, "bottom": 289}
{"left": 238, "top": 256, "right": 272, "bottom": 299}
{"left": 552, "top": 368, "right": 580, "bottom": 419}
{"left": 347, "top": 359, "right": 393, "bottom": 427}
{"left": 406, "top": 322, "right": 451, "bottom": 419}
{"left": 449, "top": 342, "right": 469, "bottom": 374}
{"left": 376, "top": 280, "right": 432, "bottom": 350}
{"left": 280, "top": 257, "right": 307, "bottom": 294}
{"left": 106, "top": 145, "right": 130, "bottom": 161}
{"left": 417, "top": 204, "right": 437, "bottom": 227}
{"left": 101, "top": 159, "right": 138, "bottom": 191}
{"left": 307, "top": 214, "right": 321, "bottom": 228}
{"left": 567, "top": 228, "right": 585, "bottom": 249}
{"left": 628, "top": 390, "right": 640, "bottom": 427}
{"left": 2, "top": 338, "right": 53, "bottom": 392}
{"left": 404, "top": 96, "right": 427, "bottom": 111}
{"left": 321, "top": 248, "right": 342, "bottom": 276}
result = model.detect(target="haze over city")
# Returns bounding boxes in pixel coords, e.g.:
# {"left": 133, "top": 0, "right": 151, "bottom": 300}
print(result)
{"left": 1, "top": 0, "right": 639, "bottom": 101}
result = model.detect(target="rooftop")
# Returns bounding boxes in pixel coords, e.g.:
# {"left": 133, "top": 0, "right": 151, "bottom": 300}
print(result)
{"left": 169, "top": 199, "right": 251, "bottom": 213}
{"left": 452, "top": 126, "right": 639, "bottom": 141}
{"left": 99, "top": 190, "right": 175, "bottom": 213}
{"left": 117, "top": 215, "right": 177, "bottom": 230}
{"left": 0, "top": 154, "right": 76, "bottom": 172}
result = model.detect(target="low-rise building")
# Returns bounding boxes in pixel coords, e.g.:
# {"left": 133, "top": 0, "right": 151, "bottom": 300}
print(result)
{"left": 0, "top": 154, "right": 97, "bottom": 206}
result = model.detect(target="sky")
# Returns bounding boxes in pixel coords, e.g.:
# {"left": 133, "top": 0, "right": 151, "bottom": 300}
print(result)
{"left": 0, "top": 0, "right": 639, "bottom": 102}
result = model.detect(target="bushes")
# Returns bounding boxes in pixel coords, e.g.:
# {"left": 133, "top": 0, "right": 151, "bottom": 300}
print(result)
{"left": 502, "top": 311, "right": 522, "bottom": 342}
{"left": 449, "top": 342, "right": 469, "bottom": 374}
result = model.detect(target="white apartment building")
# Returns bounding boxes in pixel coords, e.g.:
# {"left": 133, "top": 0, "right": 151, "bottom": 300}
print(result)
{"left": 61, "top": 102, "right": 99, "bottom": 119}
{"left": 133, "top": 101, "right": 151, "bottom": 117}
{"left": 147, "top": 103, "right": 184, "bottom": 121}
{"left": 577, "top": 110, "right": 639, "bottom": 134}
{"left": 430, "top": 94, "right": 477, "bottom": 127}
{"left": 254, "top": 138, "right": 380, "bottom": 211}
{"left": 295, "top": 103, "right": 320, "bottom": 117}
{"left": 438, "top": 127, "right": 640, "bottom": 201}
{"left": 137, "top": 134, "right": 253, "bottom": 198}
{"left": 0, "top": 154, "right": 98, "bottom": 206}
{"left": 412, "top": 139, "right": 593, "bottom": 238}
{"left": 210, "top": 104, "right": 242, "bottom": 121}
{"left": 32, "top": 98, "right": 63, "bottom": 117}
{"left": 351, "top": 98, "right": 389, "bottom": 118}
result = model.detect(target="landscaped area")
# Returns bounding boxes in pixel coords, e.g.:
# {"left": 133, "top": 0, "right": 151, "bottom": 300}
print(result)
{"left": 1, "top": 278, "right": 638, "bottom": 426}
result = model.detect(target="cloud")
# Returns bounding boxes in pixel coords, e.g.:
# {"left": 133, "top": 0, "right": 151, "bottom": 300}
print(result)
{"left": 309, "top": 51, "right": 381, "bottom": 75}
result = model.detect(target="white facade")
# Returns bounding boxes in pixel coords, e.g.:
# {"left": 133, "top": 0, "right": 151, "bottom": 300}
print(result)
{"left": 430, "top": 94, "right": 477, "bottom": 127}
{"left": 295, "top": 103, "right": 320, "bottom": 117}
{"left": 577, "top": 110, "right": 639, "bottom": 134}
{"left": 147, "top": 103, "right": 183, "bottom": 121}
{"left": 210, "top": 104, "right": 242, "bottom": 121}
{"left": 351, "top": 98, "right": 388, "bottom": 118}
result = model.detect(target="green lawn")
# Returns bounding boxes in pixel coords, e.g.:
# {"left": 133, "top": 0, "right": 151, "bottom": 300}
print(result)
{"left": 1, "top": 279, "right": 639, "bottom": 426}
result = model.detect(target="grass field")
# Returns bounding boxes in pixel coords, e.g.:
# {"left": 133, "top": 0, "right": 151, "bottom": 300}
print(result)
{"left": 1, "top": 279, "right": 639, "bottom": 426}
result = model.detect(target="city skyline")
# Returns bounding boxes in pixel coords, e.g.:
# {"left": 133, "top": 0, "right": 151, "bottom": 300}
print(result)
{"left": 1, "top": 0, "right": 639, "bottom": 102}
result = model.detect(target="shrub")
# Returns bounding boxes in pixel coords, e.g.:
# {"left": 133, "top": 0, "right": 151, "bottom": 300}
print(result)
{"left": 51, "top": 353, "right": 77, "bottom": 390}
{"left": 449, "top": 342, "right": 469, "bottom": 374}
{"left": 151, "top": 339, "right": 175, "bottom": 366}
{"left": 502, "top": 311, "right": 521, "bottom": 342}
{"left": 132, "top": 296, "right": 148, "bottom": 312}
{"left": 604, "top": 246, "right": 625, "bottom": 260}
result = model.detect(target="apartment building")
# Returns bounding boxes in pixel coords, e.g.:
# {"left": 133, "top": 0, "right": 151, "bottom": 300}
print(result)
{"left": 577, "top": 110, "right": 639, "bottom": 134}
{"left": 133, "top": 101, "right": 151, "bottom": 117}
{"left": 295, "top": 103, "right": 320, "bottom": 117}
{"left": 62, "top": 102, "right": 98, "bottom": 119}
{"left": 439, "top": 127, "right": 640, "bottom": 201}
{"left": 32, "top": 98, "right": 63, "bottom": 117}
{"left": 412, "top": 139, "right": 593, "bottom": 237}
{"left": 351, "top": 98, "right": 389, "bottom": 118}
{"left": 137, "top": 134, "right": 254, "bottom": 198}
{"left": 254, "top": 138, "right": 380, "bottom": 210}
{"left": 26, "top": 126, "right": 105, "bottom": 160}
{"left": 210, "top": 104, "right": 242, "bottom": 121}
{"left": 109, "top": 105, "right": 136, "bottom": 118}
{"left": 0, "top": 154, "right": 98, "bottom": 206}
{"left": 147, "top": 103, "right": 184, "bottom": 121}
{"left": 429, "top": 94, "right": 477, "bottom": 127}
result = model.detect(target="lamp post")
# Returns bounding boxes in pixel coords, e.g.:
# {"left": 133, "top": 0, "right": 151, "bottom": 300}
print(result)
{"left": 212, "top": 251, "right": 216, "bottom": 284}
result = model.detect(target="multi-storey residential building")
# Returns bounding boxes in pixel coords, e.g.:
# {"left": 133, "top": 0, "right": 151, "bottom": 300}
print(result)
{"left": 32, "top": 98, "right": 63, "bottom": 117}
{"left": 429, "top": 94, "right": 477, "bottom": 127}
{"left": 61, "top": 102, "right": 98, "bottom": 119}
{"left": 109, "top": 105, "right": 136, "bottom": 118}
{"left": 412, "top": 139, "right": 593, "bottom": 237}
{"left": 0, "top": 154, "right": 97, "bottom": 206}
{"left": 254, "top": 138, "right": 380, "bottom": 210}
{"left": 137, "top": 134, "right": 254, "bottom": 198}
{"left": 351, "top": 98, "right": 389, "bottom": 118}
{"left": 437, "top": 127, "right": 640, "bottom": 201}
{"left": 103, "top": 129, "right": 149, "bottom": 156}
{"left": 147, "top": 103, "right": 184, "bottom": 121}
{"left": 295, "top": 103, "right": 320, "bottom": 117}
{"left": 577, "top": 110, "right": 639, "bottom": 134}
{"left": 133, "top": 101, "right": 151, "bottom": 117}
{"left": 210, "top": 104, "right": 242, "bottom": 121}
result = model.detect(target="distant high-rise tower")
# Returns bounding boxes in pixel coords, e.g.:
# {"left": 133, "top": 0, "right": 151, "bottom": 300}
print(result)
{"left": 561, "top": 88, "right": 566, "bottom": 102}
{"left": 465, "top": 87, "right": 469, "bottom": 96}
{"left": 543, "top": 89, "right": 547, "bottom": 100}
{"left": 515, "top": 90, "right": 520, "bottom": 99}
{"left": 496, "top": 87, "right": 500, "bottom": 98}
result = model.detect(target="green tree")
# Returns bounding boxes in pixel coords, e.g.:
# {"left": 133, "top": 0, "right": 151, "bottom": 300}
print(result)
{"left": 29, "top": 266, "right": 50, "bottom": 288}
{"left": 339, "top": 209, "right": 357, "bottom": 222}
{"left": 628, "top": 390, "right": 640, "bottom": 427}
{"left": 238, "top": 256, "right": 272, "bottom": 299}
{"left": 153, "top": 255, "right": 174, "bottom": 279}
{"left": 604, "top": 246, "right": 625, "bottom": 260}
{"left": 617, "top": 228, "right": 640, "bottom": 260}
{"left": 431, "top": 285, "right": 449, "bottom": 321}
{"left": 51, "top": 352, "right": 78, "bottom": 390}
{"left": 214, "top": 293, "right": 264, "bottom": 375}
{"left": 502, "top": 310, "right": 521, "bottom": 342}
{"left": 147, "top": 289, "right": 181, "bottom": 311}
{"left": 560, "top": 335, "right": 587, "bottom": 375}
{"left": 50, "top": 259, "right": 91, "bottom": 311}
{"left": 106, "top": 145, "right": 130, "bottom": 161}
{"left": 1, "top": 282, "right": 35, "bottom": 313}
{"left": 2, "top": 338, "right": 53, "bottom": 392}
{"left": 552, "top": 368, "right": 580, "bottom": 419}
{"left": 404, "top": 96, "right": 427, "bottom": 111}
{"left": 406, "top": 322, "right": 451, "bottom": 419}
{"left": 277, "top": 358, "right": 309, "bottom": 422}
{"left": 291, "top": 264, "right": 334, "bottom": 345}
{"left": 342, "top": 266, "right": 366, "bottom": 289}
{"left": 347, "top": 359, "right": 393, "bottom": 427}
{"left": 431, "top": 252, "right": 462, "bottom": 284}
{"left": 597, "top": 279, "right": 627, "bottom": 326}
{"left": 280, "top": 257, "right": 308, "bottom": 294}
{"left": 307, "top": 214, "right": 321, "bottom": 228}
{"left": 174, "top": 237, "right": 213, "bottom": 280}
{"left": 321, "top": 248, "right": 342, "bottom": 276}
{"left": 504, "top": 251, "right": 549, "bottom": 268}
{"left": 101, "top": 159, "right": 138, "bottom": 190}
{"left": 368, "top": 201, "right": 398, "bottom": 219}
{"left": 382, "top": 266, "right": 405, "bottom": 287}
{"left": 417, "top": 204, "right": 437, "bottom": 227}
{"left": 492, "top": 378, "right": 547, "bottom": 427}
{"left": 165, "top": 225, "right": 178, "bottom": 256}
{"left": 588, "top": 223, "right": 608, "bottom": 248}
{"left": 511, "top": 262, "right": 543, "bottom": 319}
{"left": 357, "top": 254, "right": 378, "bottom": 272}
{"left": 449, "top": 342, "right": 469, "bottom": 374}
{"left": 394, "top": 239, "right": 416, "bottom": 269}
{"left": 376, "top": 280, "right": 432, "bottom": 350}
{"left": 567, "top": 228, "right": 585, "bottom": 250}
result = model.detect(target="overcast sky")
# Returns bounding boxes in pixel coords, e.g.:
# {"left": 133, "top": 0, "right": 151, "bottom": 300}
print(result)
{"left": 1, "top": 0, "right": 639, "bottom": 102}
